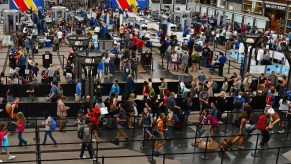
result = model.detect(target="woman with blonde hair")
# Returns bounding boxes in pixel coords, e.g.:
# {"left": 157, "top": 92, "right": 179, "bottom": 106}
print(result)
{"left": 206, "top": 76, "right": 214, "bottom": 97}
{"left": 6, "top": 98, "right": 20, "bottom": 120}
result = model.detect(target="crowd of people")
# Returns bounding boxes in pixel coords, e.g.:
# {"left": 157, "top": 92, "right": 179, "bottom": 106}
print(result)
{"left": 0, "top": 1, "right": 291, "bottom": 163}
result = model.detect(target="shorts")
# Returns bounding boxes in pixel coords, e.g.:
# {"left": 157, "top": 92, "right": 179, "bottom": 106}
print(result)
{"left": 75, "top": 96, "right": 81, "bottom": 102}
{"left": 155, "top": 134, "right": 165, "bottom": 144}
{"left": 92, "top": 124, "right": 99, "bottom": 130}
{"left": 172, "top": 61, "right": 177, "bottom": 64}
{"left": 66, "top": 73, "right": 72, "bottom": 78}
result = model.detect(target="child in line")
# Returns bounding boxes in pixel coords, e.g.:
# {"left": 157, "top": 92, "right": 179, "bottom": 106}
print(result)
{"left": 0, "top": 123, "right": 16, "bottom": 161}
{"left": 14, "top": 112, "right": 29, "bottom": 147}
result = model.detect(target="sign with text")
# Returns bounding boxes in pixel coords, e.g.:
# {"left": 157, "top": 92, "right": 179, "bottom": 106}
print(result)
{"left": 265, "top": 4, "right": 286, "bottom": 11}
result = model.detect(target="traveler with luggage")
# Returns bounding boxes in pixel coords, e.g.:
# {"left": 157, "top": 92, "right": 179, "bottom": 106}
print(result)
{"left": 41, "top": 111, "right": 57, "bottom": 147}
{"left": 139, "top": 108, "right": 154, "bottom": 142}
{"left": 78, "top": 118, "right": 96, "bottom": 160}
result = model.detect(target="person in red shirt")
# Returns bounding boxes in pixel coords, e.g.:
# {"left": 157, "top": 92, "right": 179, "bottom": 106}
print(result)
{"left": 132, "top": 34, "right": 139, "bottom": 52}
{"left": 160, "top": 29, "right": 166, "bottom": 43}
{"left": 87, "top": 108, "right": 100, "bottom": 142}
{"left": 257, "top": 113, "right": 271, "bottom": 149}
{"left": 137, "top": 39, "right": 144, "bottom": 53}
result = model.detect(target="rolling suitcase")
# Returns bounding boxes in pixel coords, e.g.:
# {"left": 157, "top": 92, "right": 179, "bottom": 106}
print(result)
{"left": 219, "top": 135, "right": 240, "bottom": 151}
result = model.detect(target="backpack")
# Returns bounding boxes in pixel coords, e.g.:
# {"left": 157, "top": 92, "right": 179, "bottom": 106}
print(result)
{"left": 77, "top": 125, "right": 88, "bottom": 139}
{"left": 210, "top": 115, "right": 218, "bottom": 128}
{"left": 212, "top": 82, "right": 218, "bottom": 91}
{"left": 184, "top": 81, "right": 192, "bottom": 89}
{"left": 150, "top": 87, "right": 155, "bottom": 94}
{"left": 192, "top": 52, "right": 200, "bottom": 62}
{"left": 50, "top": 117, "right": 57, "bottom": 131}
{"left": 257, "top": 115, "right": 267, "bottom": 131}
{"left": 233, "top": 97, "right": 243, "bottom": 109}
{"left": 266, "top": 95, "right": 273, "bottom": 105}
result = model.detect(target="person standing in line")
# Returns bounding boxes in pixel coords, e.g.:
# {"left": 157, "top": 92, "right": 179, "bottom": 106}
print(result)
{"left": 0, "top": 123, "right": 16, "bottom": 161}
{"left": 109, "top": 80, "right": 120, "bottom": 97}
{"left": 47, "top": 64, "right": 56, "bottom": 83}
{"left": 75, "top": 78, "right": 82, "bottom": 102}
{"left": 24, "top": 38, "right": 30, "bottom": 54}
{"left": 115, "top": 103, "right": 129, "bottom": 145}
{"left": 257, "top": 113, "right": 272, "bottom": 149}
{"left": 47, "top": 82, "right": 59, "bottom": 103}
{"left": 6, "top": 79, "right": 15, "bottom": 104}
{"left": 14, "top": 112, "right": 29, "bottom": 147}
{"left": 57, "top": 96, "right": 70, "bottom": 132}
{"left": 153, "top": 113, "right": 166, "bottom": 157}
{"left": 103, "top": 53, "right": 110, "bottom": 75}
{"left": 79, "top": 118, "right": 96, "bottom": 160}
{"left": 41, "top": 111, "right": 57, "bottom": 147}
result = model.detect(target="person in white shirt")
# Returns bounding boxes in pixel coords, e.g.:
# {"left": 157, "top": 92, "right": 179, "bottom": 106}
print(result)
{"left": 257, "top": 48, "right": 264, "bottom": 65}
{"left": 171, "top": 51, "right": 178, "bottom": 72}
{"left": 179, "top": 81, "right": 191, "bottom": 98}
{"left": 57, "top": 30, "right": 63, "bottom": 45}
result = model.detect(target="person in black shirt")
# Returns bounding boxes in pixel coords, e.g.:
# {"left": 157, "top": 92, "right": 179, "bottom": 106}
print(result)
{"left": 242, "top": 88, "right": 252, "bottom": 104}
{"left": 201, "top": 44, "right": 210, "bottom": 67}
{"left": 243, "top": 101, "right": 253, "bottom": 119}
{"left": 64, "top": 61, "right": 74, "bottom": 84}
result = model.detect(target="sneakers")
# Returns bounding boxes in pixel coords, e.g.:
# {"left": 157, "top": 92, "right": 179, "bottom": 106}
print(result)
{"left": 278, "top": 130, "right": 285, "bottom": 133}
{"left": 8, "top": 156, "right": 15, "bottom": 160}
{"left": 25, "top": 142, "right": 29, "bottom": 148}
{"left": 0, "top": 159, "right": 3, "bottom": 162}
{"left": 257, "top": 144, "right": 263, "bottom": 149}
{"left": 89, "top": 158, "right": 97, "bottom": 161}
{"left": 238, "top": 146, "right": 245, "bottom": 149}
{"left": 79, "top": 155, "right": 86, "bottom": 159}
{"left": 92, "top": 139, "right": 97, "bottom": 142}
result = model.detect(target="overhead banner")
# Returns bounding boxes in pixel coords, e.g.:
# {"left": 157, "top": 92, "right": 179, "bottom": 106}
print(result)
{"left": 10, "top": 0, "right": 44, "bottom": 12}
{"left": 109, "top": 0, "right": 148, "bottom": 10}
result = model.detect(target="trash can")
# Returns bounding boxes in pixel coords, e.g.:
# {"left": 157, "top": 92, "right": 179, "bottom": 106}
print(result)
{"left": 141, "top": 51, "right": 152, "bottom": 66}
{"left": 45, "top": 40, "right": 51, "bottom": 47}
{"left": 38, "top": 39, "right": 45, "bottom": 49}
{"left": 43, "top": 51, "right": 52, "bottom": 68}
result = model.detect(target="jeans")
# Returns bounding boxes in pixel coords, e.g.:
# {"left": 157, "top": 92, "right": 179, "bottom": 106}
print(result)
{"left": 184, "top": 110, "right": 191, "bottom": 124}
{"left": 132, "top": 67, "right": 137, "bottom": 79}
{"left": 124, "top": 73, "right": 130, "bottom": 81}
{"left": 80, "top": 142, "right": 94, "bottom": 159}
{"left": 7, "top": 95, "right": 13, "bottom": 104}
{"left": 18, "top": 132, "right": 27, "bottom": 146}
{"left": 284, "top": 120, "right": 290, "bottom": 132}
{"left": 166, "top": 126, "right": 173, "bottom": 138}
{"left": 104, "top": 63, "right": 109, "bottom": 75}
{"left": 109, "top": 62, "right": 115, "bottom": 74}
{"left": 260, "top": 130, "right": 270, "bottom": 147}
{"left": 42, "top": 130, "right": 57, "bottom": 144}
{"left": 201, "top": 55, "right": 207, "bottom": 67}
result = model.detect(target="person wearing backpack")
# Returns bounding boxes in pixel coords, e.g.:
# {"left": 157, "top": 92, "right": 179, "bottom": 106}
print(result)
{"left": 41, "top": 111, "right": 57, "bottom": 147}
{"left": 123, "top": 60, "right": 131, "bottom": 82}
{"left": 183, "top": 92, "right": 193, "bottom": 125}
{"left": 191, "top": 51, "right": 200, "bottom": 72}
{"left": 232, "top": 92, "right": 245, "bottom": 123}
{"left": 192, "top": 108, "right": 212, "bottom": 146}
{"left": 79, "top": 118, "right": 96, "bottom": 160}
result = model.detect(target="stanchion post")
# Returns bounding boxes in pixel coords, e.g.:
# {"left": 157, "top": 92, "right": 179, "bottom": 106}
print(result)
{"left": 276, "top": 147, "right": 280, "bottom": 164}
{"left": 95, "top": 141, "right": 99, "bottom": 164}
{"left": 285, "top": 124, "right": 290, "bottom": 140}
{"left": 131, "top": 116, "right": 136, "bottom": 137}
{"left": 140, "top": 127, "right": 146, "bottom": 149}
{"left": 251, "top": 133, "right": 261, "bottom": 157}
{"left": 167, "top": 57, "right": 169, "bottom": 70}
{"left": 150, "top": 138, "right": 155, "bottom": 163}
{"left": 227, "top": 60, "right": 231, "bottom": 74}
{"left": 36, "top": 127, "right": 41, "bottom": 164}
{"left": 224, "top": 112, "right": 229, "bottom": 133}
{"left": 102, "top": 156, "right": 104, "bottom": 164}
{"left": 194, "top": 124, "right": 199, "bottom": 147}
{"left": 201, "top": 136, "right": 209, "bottom": 160}
{"left": 162, "top": 154, "right": 166, "bottom": 164}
